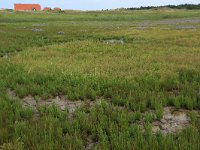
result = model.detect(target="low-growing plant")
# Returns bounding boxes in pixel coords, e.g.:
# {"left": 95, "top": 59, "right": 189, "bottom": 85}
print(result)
{"left": 155, "top": 107, "right": 163, "bottom": 121}
{"left": 144, "top": 113, "right": 155, "bottom": 123}
{"left": 189, "top": 111, "right": 197, "bottom": 126}
{"left": 0, "top": 138, "right": 24, "bottom": 150}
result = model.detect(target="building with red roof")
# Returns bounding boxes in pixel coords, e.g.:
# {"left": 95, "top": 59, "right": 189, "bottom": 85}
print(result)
{"left": 14, "top": 4, "right": 41, "bottom": 11}
{"left": 43, "top": 7, "right": 51, "bottom": 11}
{"left": 54, "top": 7, "right": 61, "bottom": 11}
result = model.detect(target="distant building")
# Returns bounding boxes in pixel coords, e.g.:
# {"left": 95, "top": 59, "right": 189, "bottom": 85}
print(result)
{"left": 14, "top": 4, "right": 41, "bottom": 11}
{"left": 43, "top": 7, "right": 51, "bottom": 11}
{"left": 54, "top": 7, "right": 61, "bottom": 11}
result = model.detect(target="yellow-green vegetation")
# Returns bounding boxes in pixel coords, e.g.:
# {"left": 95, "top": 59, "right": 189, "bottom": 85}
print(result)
{"left": 0, "top": 9, "right": 200, "bottom": 149}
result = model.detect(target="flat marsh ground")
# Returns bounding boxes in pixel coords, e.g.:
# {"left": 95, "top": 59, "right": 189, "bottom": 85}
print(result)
{"left": 0, "top": 9, "right": 200, "bottom": 149}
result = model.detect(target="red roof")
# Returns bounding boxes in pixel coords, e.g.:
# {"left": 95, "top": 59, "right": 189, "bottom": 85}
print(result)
{"left": 14, "top": 4, "right": 41, "bottom": 11}
{"left": 43, "top": 7, "right": 51, "bottom": 11}
{"left": 54, "top": 7, "right": 61, "bottom": 11}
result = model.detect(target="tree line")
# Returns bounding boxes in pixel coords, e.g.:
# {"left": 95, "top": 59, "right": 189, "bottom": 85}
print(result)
{"left": 127, "top": 4, "right": 200, "bottom": 10}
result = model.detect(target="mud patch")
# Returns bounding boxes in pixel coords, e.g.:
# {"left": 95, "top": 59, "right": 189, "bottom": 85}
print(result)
{"left": 32, "top": 24, "right": 46, "bottom": 27}
{"left": 0, "top": 30, "right": 5, "bottom": 33}
{"left": 103, "top": 39, "right": 124, "bottom": 45}
{"left": 7, "top": 89, "right": 83, "bottom": 120}
{"left": 22, "top": 96, "right": 37, "bottom": 110}
{"left": 176, "top": 26, "right": 198, "bottom": 30}
{"left": 159, "top": 19, "right": 200, "bottom": 25}
{"left": 7, "top": 88, "right": 16, "bottom": 98}
{"left": 57, "top": 31, "right": 65, "bottom": 35}
{"left": 7, "top": 89, "right": 199, "bottom": 135}
{"left": 86, "top": 136, "right": 98, "bottom": 150}
{"left": 31, "top": 28, "right": 43, "bottom": 32}
{"left": 152, "top": 107, "right": 190, "bottom": 134}
{"left": 38, "top": 96, "right": 82, "bottom": 119}
{"left": 136, "top": 22, "right": 151, "bottom": 30}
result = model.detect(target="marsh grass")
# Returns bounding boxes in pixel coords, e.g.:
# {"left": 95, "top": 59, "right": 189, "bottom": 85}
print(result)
{"left": 0, "top": 9, "right": 200, "bottom": 149}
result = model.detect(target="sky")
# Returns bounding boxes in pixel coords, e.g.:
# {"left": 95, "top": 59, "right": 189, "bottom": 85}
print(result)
{"left": 0, "top": 0, "right": 200, "bottom": 10}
